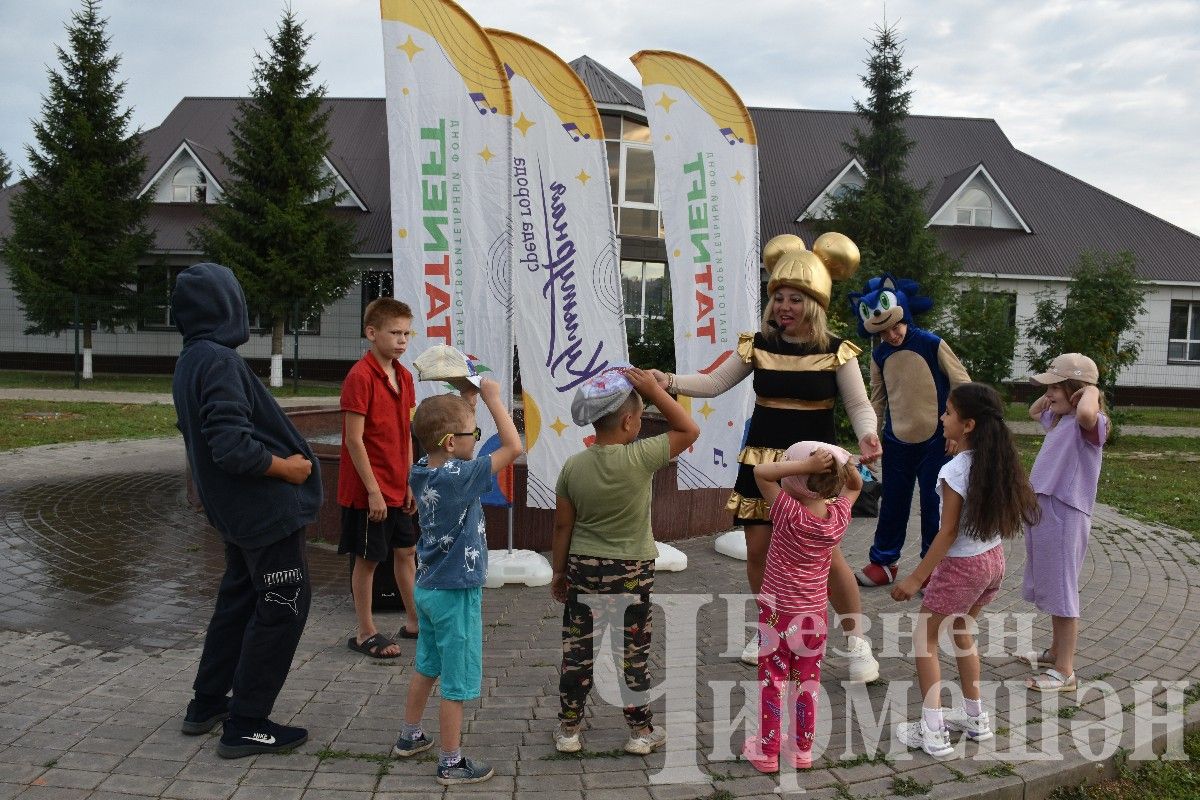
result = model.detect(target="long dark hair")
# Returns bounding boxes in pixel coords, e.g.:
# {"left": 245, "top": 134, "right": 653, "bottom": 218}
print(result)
{"left": 950, "top": 383, "right": 1040, "bottom": 539}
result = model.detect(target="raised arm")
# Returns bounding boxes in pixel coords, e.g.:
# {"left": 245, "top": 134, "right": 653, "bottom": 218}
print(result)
{"left": 650, "top": 354, "right": 753, "bottom": 399}
{"left": 627, "top": 367, "right": 699, "bottom": 458}
{"left": 1028, "top": 392, "right": 1051, "bottom": 421}
{"left": 753, "top": 449, "right": 835, "bottom": 509}
{"left": 1072, "top": 384, "right": 1102, "bottom": 434}
{"left": 479, "top": 378, "right": 523, "bottom": 474}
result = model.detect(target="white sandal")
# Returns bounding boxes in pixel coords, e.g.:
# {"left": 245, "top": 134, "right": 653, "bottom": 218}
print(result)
{"left": 1027, "top": 668, "right": 1076, "bottom": 693}
{"left": 1012, "top": 648, "right": 1055, "bottom": 668}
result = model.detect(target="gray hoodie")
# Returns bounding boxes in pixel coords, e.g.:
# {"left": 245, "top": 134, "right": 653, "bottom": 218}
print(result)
{"left": 171, "top": 262, "right": 321, "bottom": 547}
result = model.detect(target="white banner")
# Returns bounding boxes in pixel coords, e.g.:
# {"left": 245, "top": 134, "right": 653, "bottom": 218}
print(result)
{"left": 381, "top": 0, "right": 513, "bottom": 503}
{"left": 632, "top": 51, "right": 761, "bottom": 490}
{"left": 487, "top": 30, "right": 628, "bottom": 509}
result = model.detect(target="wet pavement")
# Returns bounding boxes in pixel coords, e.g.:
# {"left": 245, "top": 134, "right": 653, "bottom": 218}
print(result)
{"left": 0, "top": 437, "right": 1198, "bottom": 799}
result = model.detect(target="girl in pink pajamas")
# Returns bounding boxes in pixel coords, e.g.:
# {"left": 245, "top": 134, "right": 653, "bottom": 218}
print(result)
{"left": 743, "top": 441, "right": 863, "bottom": 773}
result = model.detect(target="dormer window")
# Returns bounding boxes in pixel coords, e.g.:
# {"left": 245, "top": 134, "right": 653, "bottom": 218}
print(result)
{"left": 956, "top": 188, "right": 992, "bottom": 226}
{"left": 172, "top": 166, "right": 206, "bottom": 203}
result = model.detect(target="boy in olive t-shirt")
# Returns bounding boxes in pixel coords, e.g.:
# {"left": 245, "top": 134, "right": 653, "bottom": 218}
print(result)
{"left": 549, "top": 366, "right": 699, "bottom": 756}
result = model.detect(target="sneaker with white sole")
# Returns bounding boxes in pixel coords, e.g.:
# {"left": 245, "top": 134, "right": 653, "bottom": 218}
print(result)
{"left": 844, "top": 635, "right": 879, "bottom": 683}
{"left": 740, "top": 636, "right": 759, "bottom": 666}
{"left": 436, "top": 756, "right": 494, "bottom": 785}
{"left": 624, "top": 726, "right": 667, "bottom": 755}
{"left": 942, "top": 707, "right": 993, "bottom": 741}
{"left": 391, "top": 732, "right": 434, "bottom": 758}
{"left": 554, "top": 724, "right": 582, "bottom": 753}
{"left": 896, "top": 719, "right": 955, "bottom": 758}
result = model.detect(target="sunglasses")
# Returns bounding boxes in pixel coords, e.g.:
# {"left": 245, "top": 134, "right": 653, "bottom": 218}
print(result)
{"left": 437, "top": 426, "right": 482, "bottom": 447}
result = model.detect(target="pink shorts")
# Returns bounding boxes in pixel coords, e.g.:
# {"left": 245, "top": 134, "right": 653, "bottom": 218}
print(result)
{"left": 922, "top": 545, "right": 1005, "bottom": 616}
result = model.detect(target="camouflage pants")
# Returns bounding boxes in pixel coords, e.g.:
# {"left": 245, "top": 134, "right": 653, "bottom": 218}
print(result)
{"left": 558, "top": 555, "right": 655, "bottom": 730}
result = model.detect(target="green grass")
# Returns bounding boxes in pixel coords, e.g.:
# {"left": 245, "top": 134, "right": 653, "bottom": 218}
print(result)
{"left": 1006, "top": 403, "right": 1197, "bottom": 428}
{"left": 539, "top": 746, "right": 626, "bottom": 761}
{"left": 1048, "top": 731, "right": 1200, "bottom": 800}
{"left": 891, "top": 776, "right": 931, "bottom": 796}
{"left": 0, "top": 400, "right": 180, "bottom": 451}
{"left": 0, "top": 369, "right": 340, "bottom": 397}
{"left": 1015, "top": 435, "right": 1200, "bottom": 537}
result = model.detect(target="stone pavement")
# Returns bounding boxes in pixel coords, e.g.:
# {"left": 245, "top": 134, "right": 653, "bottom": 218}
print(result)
{"left": 1, "top": 438, "right": 1198, "bottom": 800}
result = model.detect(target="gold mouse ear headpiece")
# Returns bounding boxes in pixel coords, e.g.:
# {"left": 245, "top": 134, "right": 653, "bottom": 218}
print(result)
{"left": 764, "top": 232, "right": 860, "bottom": 310}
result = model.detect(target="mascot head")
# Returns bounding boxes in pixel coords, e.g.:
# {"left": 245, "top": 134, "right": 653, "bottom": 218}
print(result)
{"left": 763, "top": 232, "right": 860, "bottom": 310}
{"left": 848, "top": 274, "right": 933, "bottom": 337}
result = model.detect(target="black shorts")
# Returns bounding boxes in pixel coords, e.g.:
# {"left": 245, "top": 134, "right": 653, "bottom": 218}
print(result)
{"left": 338, "top": 505, "right": 417, "bottom": 562}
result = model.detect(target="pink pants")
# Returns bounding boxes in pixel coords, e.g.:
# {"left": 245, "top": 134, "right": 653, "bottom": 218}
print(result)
{"left": 756, "top": 604, "right": 827, "bottom": 757}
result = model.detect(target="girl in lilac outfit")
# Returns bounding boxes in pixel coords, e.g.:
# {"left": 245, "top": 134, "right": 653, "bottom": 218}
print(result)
{"left": 1021, "top": 353, "right": 1108, "bottom": 693}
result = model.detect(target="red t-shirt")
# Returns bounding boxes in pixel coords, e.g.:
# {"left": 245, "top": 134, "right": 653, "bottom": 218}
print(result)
{"left": 761, "top": 494, "right": 851, "bottom": 615}
{"left": 337, "top": 353, "right": 414, "bottom": 508}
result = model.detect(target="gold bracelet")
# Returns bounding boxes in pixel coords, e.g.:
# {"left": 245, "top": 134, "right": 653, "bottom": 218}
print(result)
{"left": 666, "top": 373, "right": 676, "bottom": 393}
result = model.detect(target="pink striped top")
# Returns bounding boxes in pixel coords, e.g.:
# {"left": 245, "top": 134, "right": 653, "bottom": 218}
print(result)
{"left": 762, "top": 494, "right": 851, "bottom": 615}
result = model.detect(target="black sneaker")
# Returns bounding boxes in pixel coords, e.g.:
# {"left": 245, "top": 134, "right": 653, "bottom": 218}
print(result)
{"left": 436, "top": 756, "right": 494, "bottom": 785}
{"left": 391, "top": 732, "right": 434, "bottom": 758}
{"left": 181, "top": 698, "right": 229, "bottom": 736}
{"left": 216, "top": 719, "right": 308, "bottom": 759}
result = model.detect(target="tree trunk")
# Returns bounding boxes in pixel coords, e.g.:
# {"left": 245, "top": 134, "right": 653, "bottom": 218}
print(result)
{"left": 270, "top": 318, "right": 285, "bottom": 387}
{"left": 82, "top": 323, "right": 94, "bottom": 380}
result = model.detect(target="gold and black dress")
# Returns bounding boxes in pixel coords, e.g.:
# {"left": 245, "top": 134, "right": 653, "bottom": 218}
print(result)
{"left": 728, "top": 331, "right": 862, "bottom": 525}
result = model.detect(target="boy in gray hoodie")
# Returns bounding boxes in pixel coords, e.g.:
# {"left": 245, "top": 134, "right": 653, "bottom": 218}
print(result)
{"left": 171, "top": 262, "right": 322, "bottom": 758}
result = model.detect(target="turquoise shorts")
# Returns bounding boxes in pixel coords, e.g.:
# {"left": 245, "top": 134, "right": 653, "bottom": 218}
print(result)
{"left": 412, "top": 585, "right": 483, "bottom": 701}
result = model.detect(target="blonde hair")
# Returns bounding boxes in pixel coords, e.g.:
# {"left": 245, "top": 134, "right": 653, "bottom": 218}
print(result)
{"left": 760, "top": 291, "right": 830, "bottom": 350}
{"left": 412, "top": 394, "right": 472, "bottom": 452}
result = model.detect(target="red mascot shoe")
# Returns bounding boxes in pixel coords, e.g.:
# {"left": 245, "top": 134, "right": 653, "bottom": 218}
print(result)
{"left": 856, "top": 562, "right": 899, "bottom": 587}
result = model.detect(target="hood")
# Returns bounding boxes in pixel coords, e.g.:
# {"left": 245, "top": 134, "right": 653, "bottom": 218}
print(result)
{"left": 172, "top": 262, "right": 250, "bottom": 347}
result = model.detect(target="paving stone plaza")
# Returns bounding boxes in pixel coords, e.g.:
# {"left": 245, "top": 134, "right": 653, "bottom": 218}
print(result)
{"left": 1, "top": 432, "right": 1198, "bottom": 800}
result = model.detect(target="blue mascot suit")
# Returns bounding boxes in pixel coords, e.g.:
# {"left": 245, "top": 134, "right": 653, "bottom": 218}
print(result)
{"left": 849, "top": 275, "right": 970, "bottom": 582}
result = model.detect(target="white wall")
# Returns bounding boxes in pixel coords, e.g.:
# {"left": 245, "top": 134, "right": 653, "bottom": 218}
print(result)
{"left": 931, "top": 175, "right": 1023, "bottom": 230}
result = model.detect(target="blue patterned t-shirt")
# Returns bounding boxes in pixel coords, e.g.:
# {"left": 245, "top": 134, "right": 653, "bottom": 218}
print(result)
{"left": 410, "top": 455, "right": 492, "bottom": 589}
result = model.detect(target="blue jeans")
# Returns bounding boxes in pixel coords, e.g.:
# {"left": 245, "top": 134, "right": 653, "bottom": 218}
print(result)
{"left": 868, "top": 435, "right": 948, "bottom": 566}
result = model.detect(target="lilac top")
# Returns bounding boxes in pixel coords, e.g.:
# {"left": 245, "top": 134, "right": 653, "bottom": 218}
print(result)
{"left": 1029, "top": 409, "right": 1107, "bottom": 516}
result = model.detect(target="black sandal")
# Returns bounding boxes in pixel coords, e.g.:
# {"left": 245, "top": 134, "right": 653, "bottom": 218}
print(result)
{"left": 347, "top": 633, "right": 401, "bottom": 658}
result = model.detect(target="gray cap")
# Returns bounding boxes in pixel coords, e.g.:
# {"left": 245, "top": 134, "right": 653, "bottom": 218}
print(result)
{"left": 570, "top": 366, "right": 635, "bottom": 426}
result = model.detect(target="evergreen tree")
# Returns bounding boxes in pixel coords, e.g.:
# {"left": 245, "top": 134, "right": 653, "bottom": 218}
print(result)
{"left": 0, "top": 150, "right": 11, "bottom": 188}
{"left": 192, "top": 9, "right": 356, "bottom": 386}
{"left": 1, "top": 0, "right": 152, "bottom": 377}
{"left": 819, "top": 23, "right": 959, "bottom": 331}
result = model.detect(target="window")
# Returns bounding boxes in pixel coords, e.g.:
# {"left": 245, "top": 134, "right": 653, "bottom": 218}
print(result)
{"left": 602, "top": 113, "right": 663, "bottom": 239}
{"left": 137, "top": 265, "right": 184, "bottom": 329}
{"left": 171, "top": 166, "right": 206, "bottom": 203}
{"left": 955, "top": 188, "right": 992, "bottom": 227}
{"left": 621, "top": 260, "right": 671, "bottom": 338}
{"left": 1168, "top": 301, "right": 1200, "bottom": 363}
{"left": 361, "top": 270, "right": 394, "bottom": 326}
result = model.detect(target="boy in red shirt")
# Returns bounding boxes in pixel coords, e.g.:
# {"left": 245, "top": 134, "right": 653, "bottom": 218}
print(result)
{"left": 339, "top": 298, "right": 418, "bottom": 658}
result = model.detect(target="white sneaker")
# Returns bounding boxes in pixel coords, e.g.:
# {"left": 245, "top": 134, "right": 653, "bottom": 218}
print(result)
{"left": 554, "top": 724, "right": 582, "bottom": 753}
{"left": 844, "top": 635, "right": 879, "bottom": 683}
{"left": 896, "top": 719, "right": 955, "bottom": 758}
{"left": 942, "top": 707, "right": 993, "bottom": 741}
{"left": 740, "top": 636, "right": 759, "bottom": 665}
{"left": 624, "top": 726, "right": 667, "bottom": 755}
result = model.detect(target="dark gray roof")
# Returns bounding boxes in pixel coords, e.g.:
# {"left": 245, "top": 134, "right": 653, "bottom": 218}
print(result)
{"left": 569, "top": 55, "right": 644, "bottom": 109}
{"left": 4, "top": 63, "right": 1199, "bottom": 284}
{"left": 750, "top": 107, "right": 1200, "bottom": 282}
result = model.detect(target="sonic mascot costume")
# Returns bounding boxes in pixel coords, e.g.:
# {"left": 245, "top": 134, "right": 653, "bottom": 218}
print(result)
{"left": 849, "top": 275, "right": 970, "bottom": 587}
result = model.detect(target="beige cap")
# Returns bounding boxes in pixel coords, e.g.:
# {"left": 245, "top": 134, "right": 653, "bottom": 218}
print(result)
{"left": 412, "top": 345, "right": 483, "bottom": 387}
{"left": 1030, "top": 353, "right": 1099, "bottom": 385}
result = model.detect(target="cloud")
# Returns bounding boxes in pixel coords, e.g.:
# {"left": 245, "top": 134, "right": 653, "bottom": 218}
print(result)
{"left": 1, "top": 0, "right": 1197, "bottom": 235}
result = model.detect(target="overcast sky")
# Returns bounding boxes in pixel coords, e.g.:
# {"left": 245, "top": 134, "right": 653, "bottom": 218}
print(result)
{"left": 2, "top": 0, "right": 1198, "bottom": 236}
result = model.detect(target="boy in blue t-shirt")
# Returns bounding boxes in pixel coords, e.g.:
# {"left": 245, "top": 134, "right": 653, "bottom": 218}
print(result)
{"left": 390, "top": 375, "right": 522, "bottom": 786}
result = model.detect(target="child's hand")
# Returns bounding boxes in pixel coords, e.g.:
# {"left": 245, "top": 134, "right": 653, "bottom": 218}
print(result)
{"left": 550, "top": 573, "right": 569, "bottom": 603}
{"left": 625, "top": 366, "right": 657, "bottom": 397}
{"left": 1070, "top": 385, "right": 1098, "bottom": 407}
{"left": 945, "top": 438, "right": 959, "bottom": 456}
{"left": 891, "top": 574, "right": 921, "bottom": 602}
{"left": 280, "top": 453, "right": 312, "bottom": 485}
{"left": 648, "top": 368, "right": 670, "bottom": 390}
{"left": 402, "top": 486, "right": 416, "bottom": 515}
{"left": 367, "top": 488, "right": 387, "bottom": 522}
{"left": 801, "top": 449, "right": 835, "bottom": 474}
{"left": 478, "top": 377, "right": 501, "bottom": 405}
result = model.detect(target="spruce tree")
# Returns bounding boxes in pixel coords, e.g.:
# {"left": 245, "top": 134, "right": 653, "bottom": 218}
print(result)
{"left": 819, "top": 23, "right": 959, "bottom": 331}
{"left": 1, "top": 0, "right": 151, "bottom": 378}
{"left": 192, "top": 9, "right": 356, "bottom": 386}
{"left": 0, "top": 150, "right": 11, "bottom": 188}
